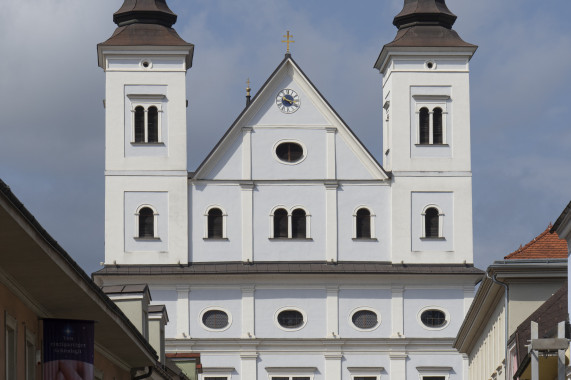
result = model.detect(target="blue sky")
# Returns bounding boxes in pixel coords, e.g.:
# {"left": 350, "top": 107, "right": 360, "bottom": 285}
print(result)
{"left": 0, "top": 0, "right": 570, "bottom": 273}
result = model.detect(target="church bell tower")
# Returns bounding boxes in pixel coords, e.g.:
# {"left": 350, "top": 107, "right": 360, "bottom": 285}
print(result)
{"left": 375, "top": 0, "right": 478, "bottom": 264}
{"left": 97, "top": 0, "right": 194, "bottom": 265}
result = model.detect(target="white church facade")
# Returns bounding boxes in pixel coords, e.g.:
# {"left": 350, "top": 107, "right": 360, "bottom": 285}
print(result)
{"left": 94, "top": 0, "right": 483, "bottom": 379}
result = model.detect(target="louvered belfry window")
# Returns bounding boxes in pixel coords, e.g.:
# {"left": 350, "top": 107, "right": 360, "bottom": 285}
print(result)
{"left": 147, "top": 106, "right": 159, "bottom": 143}
{"left": 134, "top": 106, "right": 145, "bottom": 143}
{"left": 433, "top": 107, "right": 443, "bottom": 144}
{"left": 138, "top": 207, "right": 154, "bottom": 238}
{"left": 425, "top": 207, "right": 439, "bottom": 238}
{"left": 274, "top": 208, "right": 288, "bottom": 238}
{"left": 419, "top": 107, "right": 430, "bottom": 144}
{"left": 356, "top": 208, "right": 371, "bottom": 238}
{"left": 291, "top": 209, "right": 306, "bottom": 238}
{"left": 208, "top": 208, "right": 223, "bottom": 238}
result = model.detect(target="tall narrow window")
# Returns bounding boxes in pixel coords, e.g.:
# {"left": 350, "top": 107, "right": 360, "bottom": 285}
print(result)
{"left": 138, "top": 207, "right": 155, "bottom": 238}
{"left": 134, "top": 106, "right": 145, "bottom": 143}
{"left": 425, "top": 207, "right": 440, "bottom": 238}
{"left": 419, "top": 107, "right": 430, "bottom": 144}
{"left": 356, "top": 208, "right": 371, "bottom": 238}
{"left": 208, "top": 208, "right": 223, "bottom": 238}
{"left": 5, "top": 313, "right": 17, "bottom": 380}
{"left": 291, "top": 208, "right": 306, "bottom": 238}
{"left": 433, "top": 107, "right": 443, "bottom": 144}
{"left": 274, "top": 208, "right": 288, "bottom": 238}
{"left": 147, "top": 106, "right": 159, "bottom": 143}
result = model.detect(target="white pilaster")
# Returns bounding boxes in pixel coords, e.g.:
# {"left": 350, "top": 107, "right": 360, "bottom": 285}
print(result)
{"left": 326, "top": 286, "right": 339, "bottom": 338}
{"left": 241, "top": 285, "right": 256, "bottom": 338}
{"left": 463, "top": 285, "right": 475, "bottom": 316}
{"left": 324, "top": 352, "right": 343, "bottom": 380}
{"left": 240, "top": 351, "right": 258, "bottom": 379}
{"left": 389, "top": 352, "right": 407, "bottom": 379}
{"left": 391, "top": 286, "right": 404, "bottom": 338}
{"left": 176, "top": 286, "right": 190, "bottom": 338}
{"left": 326, "top": 127, "right": 337, "bottom": 180}
{"left": 240, "top": 182, "right": 254, "bottom": 263}
{"left": 242, "top": 127, "right": 253, "bottom": 180}
{"left": 325, "top": 182, "right": 338, "bottom": 263}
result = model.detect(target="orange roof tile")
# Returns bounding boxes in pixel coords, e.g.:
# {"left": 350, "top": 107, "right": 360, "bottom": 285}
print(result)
{"left": 504, "top": 224, "right": 568, "bottom": 260}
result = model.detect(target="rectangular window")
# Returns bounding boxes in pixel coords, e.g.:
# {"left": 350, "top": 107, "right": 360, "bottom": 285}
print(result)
{"left": 5, "top": 313, "right": 17, "bottom": 380}
{"left": 354, "top": 378, "right": 378, "bottom": 380}
{"left": 204, "top": 378, "right": 228, "bottom": 380}
{"left": 423, "top": 377, "right": 445, "bottom": 380}
{"left": 271, "top": 378, "right": 310, "bottom": 380}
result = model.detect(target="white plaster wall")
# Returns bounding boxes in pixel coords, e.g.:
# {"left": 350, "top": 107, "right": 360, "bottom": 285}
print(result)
{"left": 150, "top": 289, "right": 178, "bottom": 339}
{"left": 188, "top": 288, "right": 242, "bottom": 338}
{"left": 251, "top": 128, "right": 326, "bottom": 180}
{"left": 254, "top": 288, "right": 326, "bottom": 338}
{"left": 253, "top": 184, "right": 326, "bottom": 261}
{"left": 190, "top": 183, "right": 242, "bottom": 262}
{"left": 257, "top": 354, "right": 325, "bottom": 380}
{"left": 105, "top": 175, "right": 188, "bottom": 265}
{"left": 391, "top": 176, "right": 473, "bottom": 264}
{"left": 202, "top": 136, "right": 243, "bottom": 180}
{"left": 382, "top": 56, "right": 472, "bottom": 173}
{"left": 342, "top": 354, "right": 389, "bottom": 378}
{"left": 338, "top": 289, "right": 391, "bottom": 338}
{"left": 337, "top": 184, "right": 391, "bottom": 262}
{"left": 335, "top": 133, "right": 379, "bottom": 180}
{"left": 403, "top": 288, "right": 464, "bottom": 338}
{"left": 197, "top": 355, "right": 241, "bottom": 378}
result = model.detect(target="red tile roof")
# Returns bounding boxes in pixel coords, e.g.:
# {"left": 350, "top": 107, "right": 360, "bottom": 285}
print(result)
{"left": 504, "top": 225, "right": 568, "bottom": 260}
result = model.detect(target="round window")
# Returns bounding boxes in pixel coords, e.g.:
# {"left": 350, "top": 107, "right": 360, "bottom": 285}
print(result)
{"left": 420, "top": 309, "right": 447, "bottom": 328}
{"left": 352, "top": 309, "right": 379, "bottom": 330}
{"left": 275, "top": 142, "right": 304, "bottom": 163}
{"left": 277, "top": 310, "right": 304, "bottom": 329}
{"left": 202, "top": 309, "right": 229, "bottom": 330}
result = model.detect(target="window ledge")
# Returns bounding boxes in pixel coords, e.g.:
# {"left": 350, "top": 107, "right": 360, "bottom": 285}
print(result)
{"left": 269, "top": 238, "right": 313, "bottom": 241}
{"left": 134, "top": 237, "right": 161, "bottom": 241}
{"left": 131, "top": 142, "right": 165, "bottom": 146}
{"left": 352, "top": 238, "right": 378, "bottom": 241}
{"left": 415, "top": 143, "right": 449, "bottom": 147}
{"left": 420, "top": 237, "right": 446, "bottom": 241}
{"left": 203, "top": 237, "right": 229, "bottom": 241}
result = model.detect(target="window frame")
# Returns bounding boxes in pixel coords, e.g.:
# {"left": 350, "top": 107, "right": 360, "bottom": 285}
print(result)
{"left": 349, "top": 307, "right": 381, "bottom": 332}
{"left": 5, "top": 312, "right": 17, "bottom": 380}
{"left": 417, "top": 306, "right": 450, "bottom": 331}
{"left": 272, "top": 139, "right": 307, "bottom": 165}
{"left": 25, "top": 329, "right": 36, "bottom": 380}
{"left": 204, "top": 205, "right": 228, "bottom": 239}
{"left": 421, "top": 205, "right": 444, "bottom": 239}
{"left": 413, "top": 95, "right": 449, "bottom": 146}
{"left": 135, "top": 204, "right": 159, "bottom": 240}
{"left": 199, "top": 307, "right": 233, "bottom": 332}
{"left": 266, "top": 367, "right": 316, "bottom": 380}
{"left": 269, "top": 206, "right": 311, "bottom": 239}
{"left": 416, "top": 366, "right": 452, "bottom": 380}
{"left": 128, "top": 94, "right": 165, "bottom": 144}
{"left": 353, "top": 206, "right": 376, "bottom": 239}
{"left": 274, "top": 306, "right": 308, "bottom": 332}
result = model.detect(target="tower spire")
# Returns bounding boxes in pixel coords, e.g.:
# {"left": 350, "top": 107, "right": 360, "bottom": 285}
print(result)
{"left": 113, "top": 0, "right": 178, "bottom": 28}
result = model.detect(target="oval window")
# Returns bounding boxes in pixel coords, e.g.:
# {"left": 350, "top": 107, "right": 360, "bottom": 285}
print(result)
{"left": 275, "top": 142, "right": 304, "bottom": 163}
{"left": 202, "top": 309, "right": 229, "bottom": 330}
{"left": 277, "top": 310, "right": 304, "bottom": 329}
{"left": 420, "top": 309, "right": 447, "bottom": 328}
{"left": 352, "top": 310, "right": 379, "bottom": 330}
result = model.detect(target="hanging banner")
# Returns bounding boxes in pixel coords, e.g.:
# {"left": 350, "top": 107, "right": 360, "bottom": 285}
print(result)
{"left": 43, "top": 319, "right": 94, "bottom": 380}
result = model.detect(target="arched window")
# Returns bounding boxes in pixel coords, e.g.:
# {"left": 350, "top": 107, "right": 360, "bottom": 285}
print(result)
{"left": 138, "top": 207, "right": 155, "bottom": 238}
{"left": 291, "top": 208, "right": 306, "bottom": 238}
{"left": 433, "top": 107, "right": 443, "bottom": 144}
{"left": 419, "top": 107, "right": 430, "bottom": 144}
{"left": 207, "top": 208, "right": 223, "bottom": 239}
{"left": 134, "top": 106, "right": 145, "bottom": 143}
{"left": 273, "top": 208, "right": 288, "bottom": 238}
{"left": 147, "top": 106, "right": 159, "bottom": 143}
{"left": 425, "top": 207, "right": 440, "bottom": 238}
{"left": 356, "top": 208, "right": 371, "bottom": 238}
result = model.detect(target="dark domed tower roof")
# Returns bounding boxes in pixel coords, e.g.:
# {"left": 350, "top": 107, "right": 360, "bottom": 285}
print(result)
{"left": 393, "top": 0, "right": 457, "bottom": 30}
{"left": 113, "top": 0, "right": 178, "bottom": 28}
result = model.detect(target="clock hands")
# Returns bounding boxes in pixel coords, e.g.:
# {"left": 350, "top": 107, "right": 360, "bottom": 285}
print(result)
{"left": 282, "top": 96, "right": 295, "bottom": 105}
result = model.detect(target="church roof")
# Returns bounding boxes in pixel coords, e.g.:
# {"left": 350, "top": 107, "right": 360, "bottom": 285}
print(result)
{"left": 192, "top": 54, "right": 390, "bottom": 180}
{"left": 98, "top": 0, "right": 193, "bottom": 67}
{"left": 94, "top": 261, "right": 483, "bottom": 277}
{"left": 375, "top": 0, "right": 476, "bottom": 71}
{"left": 504, "top": 225, "right": 568, "bottom": 260}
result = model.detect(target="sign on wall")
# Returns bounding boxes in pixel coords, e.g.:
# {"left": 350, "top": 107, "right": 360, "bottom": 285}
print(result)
{"left": 43, "top": 319, "right": 94, "bottom": 380}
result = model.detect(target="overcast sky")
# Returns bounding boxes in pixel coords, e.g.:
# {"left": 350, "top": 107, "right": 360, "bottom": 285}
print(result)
{"left": 1, "top": 0, "right": 570, "bottom": 274}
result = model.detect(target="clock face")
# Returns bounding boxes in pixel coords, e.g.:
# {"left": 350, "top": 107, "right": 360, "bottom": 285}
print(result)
{"left": 276, "top": 89, "right": 300, "bottom": 114}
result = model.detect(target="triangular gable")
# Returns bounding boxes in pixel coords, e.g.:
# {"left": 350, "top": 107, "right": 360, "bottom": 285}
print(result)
{"left": 193, "top": 55, "right": 389, "bottom": 180}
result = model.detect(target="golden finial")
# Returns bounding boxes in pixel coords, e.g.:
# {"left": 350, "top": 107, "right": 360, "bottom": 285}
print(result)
{"left": 282, "top": 31, "right": 295, "bottom": 54}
